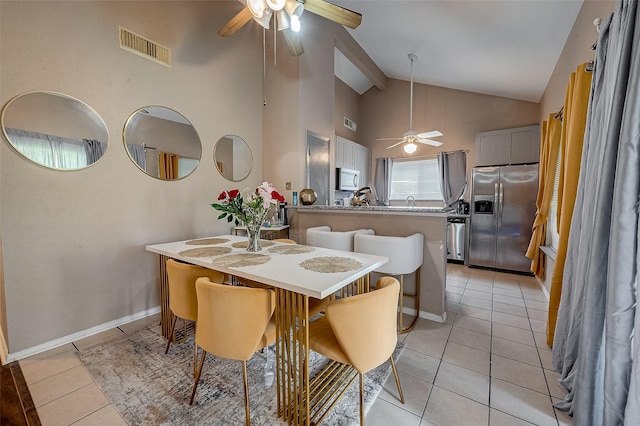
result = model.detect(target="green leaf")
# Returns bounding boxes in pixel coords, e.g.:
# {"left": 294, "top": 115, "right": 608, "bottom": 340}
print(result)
{"left": 218, "top": 213, "right": 226, "bottom": 219}
{"left": 227, "top": 215, "right": 233, "bottom": 223}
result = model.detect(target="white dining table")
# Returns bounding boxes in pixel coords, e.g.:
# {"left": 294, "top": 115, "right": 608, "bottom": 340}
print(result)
{"left": 146, "top": 234, "right": 388, "bottom": 425}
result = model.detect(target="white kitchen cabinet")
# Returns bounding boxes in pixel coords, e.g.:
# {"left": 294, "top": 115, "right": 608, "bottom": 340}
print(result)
{"left": 476, "top": 125, "right": 540, "bottom": 166}
{"left": 335, "top": 136, "right": 370, "bottom": 186}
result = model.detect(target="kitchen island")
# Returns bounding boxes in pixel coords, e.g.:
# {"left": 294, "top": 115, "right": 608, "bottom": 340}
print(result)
{"left": 288, "top": 205, "right": 449, "bottom": 322}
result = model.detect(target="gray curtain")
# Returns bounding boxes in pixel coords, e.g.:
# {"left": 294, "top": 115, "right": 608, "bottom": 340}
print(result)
{"left": 83, "top": 139, "right": 106, "bottom": 164}
{"left": 552, "top": 1, "right": 640, "bottom": 424}
{"left": 374, "top": 157, "right": 392, "bottom": 205}
{"left": 437, "top": 150, "right": 467, "bottom": 208}
{"left": 127, "top": 144, "right": 147, "bottom": 170}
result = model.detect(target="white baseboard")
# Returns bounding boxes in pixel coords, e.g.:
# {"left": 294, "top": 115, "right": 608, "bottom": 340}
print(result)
{"left": 6, "top": 306, "right": 161, "bottom": 362}
{"left": 535, "top": 276, "right": 551, "bottom": 301}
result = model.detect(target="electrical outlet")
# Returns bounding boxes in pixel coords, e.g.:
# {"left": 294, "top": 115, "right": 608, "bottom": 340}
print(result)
{"left": 285, "top": 182, "right": 292, "bottom": 190}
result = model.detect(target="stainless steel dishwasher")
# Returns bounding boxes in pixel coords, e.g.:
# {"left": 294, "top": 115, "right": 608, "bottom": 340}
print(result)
{"left": 447, "top": 217, "right": 466, "bottom": 262}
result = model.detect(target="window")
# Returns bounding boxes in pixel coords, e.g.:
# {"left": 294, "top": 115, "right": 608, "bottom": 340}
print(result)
{"left": 547, "top": 144, "right": 562, "bottom": 249}
{"left": 390, "top": 158, "right": 443, "bottom": 201}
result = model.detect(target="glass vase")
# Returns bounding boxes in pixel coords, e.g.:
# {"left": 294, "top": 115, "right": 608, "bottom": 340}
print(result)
{"left": 245, "top": 221, "right": 262, "bottom": 252}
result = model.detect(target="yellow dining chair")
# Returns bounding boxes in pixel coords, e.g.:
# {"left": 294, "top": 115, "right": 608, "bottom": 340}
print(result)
{"left": 308, "top": 277, "right": 404, "bottom": 425}
{"left": 189, "top": 277, "right": 276, "bottom": 426}
{"left": 165, "top": 259, "right": 226, "bottom": 374}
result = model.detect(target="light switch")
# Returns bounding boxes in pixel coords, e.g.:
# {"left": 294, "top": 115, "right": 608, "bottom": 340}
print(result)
{"left": 286, "top": 182, "right": 292, "bottom": 190}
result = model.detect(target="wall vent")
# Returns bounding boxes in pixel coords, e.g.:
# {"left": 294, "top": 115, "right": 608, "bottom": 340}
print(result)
{"left": 343, "top": 117, "right": 357, "bottom": 131}
{"left": 119, "top": 26, "right": 171, "bottom": 67}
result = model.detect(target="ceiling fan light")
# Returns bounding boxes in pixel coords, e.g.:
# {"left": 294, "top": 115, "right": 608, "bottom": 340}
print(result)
{"left": 252, "top": 8, "right": 273, "bottom": 29}
{"left": 290, "top": 14, "right": 301, "bottom": 32}
{"left": 284, "top": 0, "right": 304, "bottom": 18}
{"left": 247, "top": 0, "right": 266, "bottom": 18}
{"left": 403, "top": 142, "right": 417, "bottom": 154}
{"left": 277, "top": 10, "right": 290, "bottom": 30}
{"left": 266, "top": 0, "right": 286, "bottom": 12}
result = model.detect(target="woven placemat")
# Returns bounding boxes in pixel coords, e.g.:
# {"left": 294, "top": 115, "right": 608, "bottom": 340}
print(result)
{"left": 231, "top": 240, "right": 275, "bottom": 249}
{"left": 268, "top": 245, "right": 315, "bottom": 255}
{"left": 185, "top": 238, "right": 230, "bottom": 245}
{"left": 299, "top": 256, "right": 363, "bottom": 273}
{"left": 178, "top": 247, "right": 232, "bottom": 258}
{"left": 212, "top": 253, "right": 271, "bottom": 268}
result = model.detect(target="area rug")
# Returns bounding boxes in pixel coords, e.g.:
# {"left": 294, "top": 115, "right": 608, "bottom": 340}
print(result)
{"left": 78, "top": 323, "right": 404, "bottom": 425}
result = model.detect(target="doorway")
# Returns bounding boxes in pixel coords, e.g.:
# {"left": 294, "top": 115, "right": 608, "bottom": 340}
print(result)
{"left": 305, "top": 131, "right": 330, "bottom": 206}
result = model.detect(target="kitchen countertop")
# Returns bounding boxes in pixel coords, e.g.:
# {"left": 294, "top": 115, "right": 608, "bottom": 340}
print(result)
{"left": 291, "top": 204, "right": 454, "bottom": 217}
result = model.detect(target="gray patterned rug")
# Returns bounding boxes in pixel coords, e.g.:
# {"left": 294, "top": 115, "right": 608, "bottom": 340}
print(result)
{"left": 77, "top": 323, "right": 404, "bottom": 425}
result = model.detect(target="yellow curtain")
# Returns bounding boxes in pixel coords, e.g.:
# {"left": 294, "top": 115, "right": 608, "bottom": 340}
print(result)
{"left": 158, "top": 152, "right": 179, "bottom": 180}
{"left": 526, "top": 114, "right": 562, "bottom": 278}
{"left": 547, "top": 63, "right": 592, "bottom": 346}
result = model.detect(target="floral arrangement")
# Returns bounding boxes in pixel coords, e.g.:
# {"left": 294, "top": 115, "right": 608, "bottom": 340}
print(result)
{"left": 212, "top": 181, "right": 285, "bottom": 227}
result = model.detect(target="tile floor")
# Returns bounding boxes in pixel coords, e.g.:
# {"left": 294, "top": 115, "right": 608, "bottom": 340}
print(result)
{"left": 18, "top": 264, "right": 572, "bottom": 425}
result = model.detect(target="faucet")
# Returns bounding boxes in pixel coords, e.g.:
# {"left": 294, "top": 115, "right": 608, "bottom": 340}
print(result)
{"left": 406, "top": 195, "right": 415, "bottom": 207}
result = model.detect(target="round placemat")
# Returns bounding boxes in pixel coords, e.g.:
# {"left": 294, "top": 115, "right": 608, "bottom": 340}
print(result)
{"left": 231, "top": 240, "right": 275, "bottom": 249}
{"left": 268, "top": 245, "right": 315, "bottom": 255}
{"left": 178, "top": 247, "right": 232, "bottom": 258}
{"left": 213, "top": 253, "right": 271, "bottom": 268}
{"left": 299, "top": 256, "right": 363, "bottom": 273}
{"left": 185, "top": 238, "right": 230, "bottom": 245}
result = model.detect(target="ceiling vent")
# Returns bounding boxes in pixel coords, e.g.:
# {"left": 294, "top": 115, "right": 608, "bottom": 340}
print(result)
{"left": 343, "top": 117, "right": 357, "bottom": 132}
{"left": 119, "top": 26, "right": 171, "bottom": 67}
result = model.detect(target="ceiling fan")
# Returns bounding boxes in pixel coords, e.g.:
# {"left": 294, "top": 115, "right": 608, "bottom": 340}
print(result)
{"left": 379, "top": 54, "right": 444, "bottom": 154}
{"left": 217, "top": 0, "right": 362, "bottom": 57}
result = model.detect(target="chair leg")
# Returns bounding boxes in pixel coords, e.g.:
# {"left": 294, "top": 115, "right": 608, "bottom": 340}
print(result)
{"left": 242, "top": 360, "right": 251, "bottom": 426}
{"left": 389, "top": 356, "right": 405, "bottom": 404}
{"left": 359, "top": 373, "right": 365, "bottom": 426}
{"left": 165, "top": 314, "right": 177, "bottom": 354}
{"left": 189, "top": 350, "right": 207, "bottom": 405}
{"left": 399, "top": 267, "right": 421, "bottom": 334}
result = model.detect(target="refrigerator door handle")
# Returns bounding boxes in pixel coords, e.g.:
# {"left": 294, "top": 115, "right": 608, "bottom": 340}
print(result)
{"left": 498, "top": 182, "right": 504, "bottom": 227}
{"left": 494, "top": 183, "right": 499, "bottom": 227}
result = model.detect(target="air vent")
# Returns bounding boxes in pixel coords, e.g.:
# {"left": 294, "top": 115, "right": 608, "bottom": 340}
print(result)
{"left": 119, "top": 26, "right": 171, "bottom": 67}
{"left": 344, "top": 117, "right": 357, "bottom": 131}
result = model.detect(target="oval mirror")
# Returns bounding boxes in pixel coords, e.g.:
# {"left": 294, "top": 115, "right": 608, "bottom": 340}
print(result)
{"left": 214, "top": 134, "right": 253, "bottom": 181}
{"left": 123, "top": 106, "right": 201, "bottom": 180}
{"left": 1, "top": 91, "right": 108, "bottom": 170}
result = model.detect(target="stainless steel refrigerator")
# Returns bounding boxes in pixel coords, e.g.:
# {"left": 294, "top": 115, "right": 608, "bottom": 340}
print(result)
{"left": 468, "top": 164, "right": 538, "bottom": 273}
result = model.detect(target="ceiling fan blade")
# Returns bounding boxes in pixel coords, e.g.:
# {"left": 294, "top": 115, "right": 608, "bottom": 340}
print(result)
{"left": 304, "top": 0, "right": 362, "bottom": 29}
{"left": 416, "top": 130, "right": 443, "bottom": 139}
{"left": 376, "top": 137, "right": 403, "bottom": 141}
{"left": 282, "top": 28, "right": 304, "bottom": 56}
{"left": 418, "top": 138, "right": 444, "bottom": 147}
{"left": 217, "top": 7, "right": 253, "bottom": 37}
{"left": 385, "top": 141, "right": 406, "bottom": 149}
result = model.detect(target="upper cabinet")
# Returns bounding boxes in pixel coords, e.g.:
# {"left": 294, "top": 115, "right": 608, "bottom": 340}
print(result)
{"left": 476, "top": 125, "right": 540, "bottom": 166}
{"left": 336, "top": 136, "right": 370, "bottom": 186}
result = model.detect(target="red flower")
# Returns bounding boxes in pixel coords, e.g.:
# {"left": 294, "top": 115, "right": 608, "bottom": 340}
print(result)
{"left": 218, "top": 191, "right": 227, "bottom": 200}
{"left": 228, "top": 189, "right": 240, "bottom": 199}
{"left": 271, "top": 190, "right": 285, "bottom": 202}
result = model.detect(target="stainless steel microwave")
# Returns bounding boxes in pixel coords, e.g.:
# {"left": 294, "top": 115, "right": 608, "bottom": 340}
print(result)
{"left": 336, "top": 167, "right": 360, "bottom": 191}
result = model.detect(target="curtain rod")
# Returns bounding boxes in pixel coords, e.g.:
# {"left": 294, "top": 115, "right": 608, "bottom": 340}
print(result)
{"left": 393, "top": 149, "right": 469, "bottom": 161}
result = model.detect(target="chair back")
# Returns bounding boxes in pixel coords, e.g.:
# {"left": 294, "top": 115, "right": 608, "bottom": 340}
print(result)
{"left": 325, "top": 277, "right": 400, "bottom": 373}
{"left": 166, "top": 259, "right": 225, "bottom": 321}
{"left": 195, "top": 278, "right": 275, "bottom": 361}
{"left": 306, "top": 226, "right": 375, "bottom": 251}
{"left": 354, "top": 233, "right": 424, "bottom": 275}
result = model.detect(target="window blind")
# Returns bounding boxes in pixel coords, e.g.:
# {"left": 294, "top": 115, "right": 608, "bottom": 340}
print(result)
{"left": 390, "top": 158, "right": 443, "bottom": 201}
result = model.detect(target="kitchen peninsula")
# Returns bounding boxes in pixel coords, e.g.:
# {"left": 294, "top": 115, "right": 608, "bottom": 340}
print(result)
{"left": 289, "top": 205, "right": 449, "bottom": 321}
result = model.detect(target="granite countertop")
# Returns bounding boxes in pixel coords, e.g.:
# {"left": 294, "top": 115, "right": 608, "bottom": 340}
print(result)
{"left": 291, "top": 204, "right": 454, "bottom": 216}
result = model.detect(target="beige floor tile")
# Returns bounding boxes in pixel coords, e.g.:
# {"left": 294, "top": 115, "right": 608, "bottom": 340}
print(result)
{"left": 446, "top": 286, "right": 465, "bottom": 296}
{"left": 524, "top": 299, "right": 549, "bottom": 312}
{"left": 492, "top": 311, "right": 531, "bottom": 331}
{"left": 491, "top": 355, "right": 548, "bottom": 394}
{"left": 460, "top": 294, "right": 493, "bottom": 310}
{"left": 492, "top": 323, "right": 535, "bottom": 347}
{"left": 538, "top": 346, "right": 554, "bottom": 370}
{"left": 448, "top": 269, "right": 472, "bottom": 279}
{"left": 534, "top": 332, "right": 553, "bottom": 350}
{"left": 37, "top": 383, "right": 109, "bottom": 426}
{"left": 365, "top": 397, "right": 421, "bottom": 426}
{"left": 465, "top": 281, "right": 494, "bottom": 293}
{"left": 529, "top": 318, "right": 547, "bottom": 334}
{"left": 378, "top": 370, "right": 431, "bottom": 416}
{"left": 404, "top": 331, "right": 447, "bottom": 359}
{"left": 423, "top": 386, "right": 489, "bottom": 426}
{"left": 544, "top": 369, "right": 566, "bottom": 400}
{"left": 489, "top": 408, "right": 536, "bottom": 425}
{"left": 453, "top": 315, "right": 491, "bottom": 335}
{"left": 464, "top": 288, "right": 494, "bottom": 300}
{"left": 413, "top": 320, "right": 453, "bottom": 340}
{"left": 457, "top": 304, "right": 492, "bottom": 321}
{"left": 29, "top": 365, "right": 94, "bottom": 407}
{"left": 446, "top": 277, "right": 468, "bottom": 288}
{"left": 493, "top": 301, "right": 528, "bottom": 318}
{"left": 444, "top": 311, "right": 456, "bottom": 324}
{"left": 446, "top": 301, "right": 460, "bottom": 313}
{"left": 490, "top": 379, "right": 557, "bottom": 426}
{"left": 492, "top": 286, "right": 523, "bottom": 298}
{"left": 442, "top": 341, "right": 490, "bottom": 375}
{"left": 491, "top": 337, "right": 542, "bottom": 367}
{"left": 467, "top": 276, "right": 494, "bottom": 286}
{"left": 446, "top": 292, "right": 462, "bottom": 303}
{"left": 493, "top": 294, "right": 526, "bottom": 308}
{"left": 553, "top": 400, "right": 573, "bottom": 426}
{"left": 72, "top": 405, "right": 127, "bottom": 426}
{"left": 22, "top": 344, "right": 77, "bottom": 362}
{"left": 448, "top": 326, "right": 491, "bottom": 353}
{"left": 73, "top": 328, "right": 125, "bottom": 351}
{"left": 526, "top": 307, "right": 548, "bottom": 322}
{"left": 20, "top": 350, "right": 82, "bottom": 385}
{"left": 521, "top": 289, "right": 547, "bottom": 303}
{"left": 396, "top": 348, "right": 441, "bottom": 383}
{"left": 434, "top": 361, "right": 489, "bottom": 405}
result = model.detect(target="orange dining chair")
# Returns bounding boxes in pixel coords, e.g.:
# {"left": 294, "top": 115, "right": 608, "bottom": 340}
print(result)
{"left": 189, "top": 277, "right": 276, "bottom": 426}
{"left": 308, "top": 277, "right": 404, "bottom": 425}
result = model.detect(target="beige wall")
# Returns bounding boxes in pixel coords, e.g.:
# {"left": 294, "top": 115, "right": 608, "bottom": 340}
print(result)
{"left": 359, "top": 79, "right": 540, "bottom": 201}
{"left": 539, "top": 0, "right": 616, "bottom": 121}
{"left": 334, "top": 77, "right": 360, "bottom": 142}
{"left": 0, "top": 1, "right": 264, "bottom": 353}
